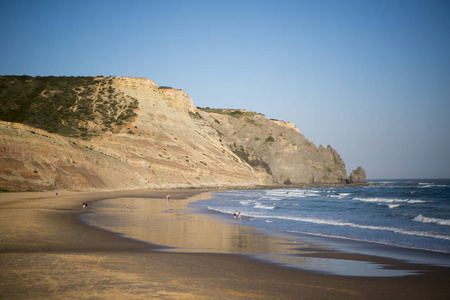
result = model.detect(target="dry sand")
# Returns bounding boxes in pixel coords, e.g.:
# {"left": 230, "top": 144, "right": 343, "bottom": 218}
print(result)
{"left": 1, "top": 189, "right": 449, "bottom": 299}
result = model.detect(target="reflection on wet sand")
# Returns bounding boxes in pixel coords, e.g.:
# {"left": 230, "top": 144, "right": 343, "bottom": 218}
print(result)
{"left": 86, "top": 194, "right": 307, "bottom": 255}
{"left": 81, "top": 193, "right": 420, "bottom": 277}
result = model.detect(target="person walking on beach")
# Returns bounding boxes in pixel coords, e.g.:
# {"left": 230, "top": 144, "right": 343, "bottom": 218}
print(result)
{"left": 234, "top": 210, "right": 237, "bottom": 220}
{"left": 126, "top": 204, "right": 130, "bottom": 211}
{"left": 238, "top": 212, "right": 241, "bottom": 221}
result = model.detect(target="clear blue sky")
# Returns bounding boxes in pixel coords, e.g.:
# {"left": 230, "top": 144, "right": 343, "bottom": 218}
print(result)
{"left": 1, "top": 0, "right": 449, "bottom": 179}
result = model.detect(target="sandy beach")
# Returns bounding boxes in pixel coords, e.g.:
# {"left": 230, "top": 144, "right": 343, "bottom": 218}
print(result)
{"left": 1, "top": 189, "right": 449, "bottom": 299}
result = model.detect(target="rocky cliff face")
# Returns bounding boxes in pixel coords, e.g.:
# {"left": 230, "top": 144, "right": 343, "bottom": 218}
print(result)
{"left": 198, "top": 109, "right": 348, "bottom": 185}
{"left": 0, "top": 76, "right": 365, "bottom": 191}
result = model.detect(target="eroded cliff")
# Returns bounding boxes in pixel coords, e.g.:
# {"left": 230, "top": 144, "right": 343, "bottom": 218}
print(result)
{"left": 0, "top": 76, "right": 365, "bottom": 191}
{"left": 198, "top": 109, "right": 350, "bottom": 185}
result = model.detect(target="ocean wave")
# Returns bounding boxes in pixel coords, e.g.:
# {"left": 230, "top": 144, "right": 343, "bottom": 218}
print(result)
{"left": 253, "top": 214, "right": 450, "bottom": 241}
{"left": 259, "top": 196, "right": 282, "bottom": 201}
{"left": 207, "top": 206, "right": 234, "bottom": 215}
{"left": 419, "top": 184, "right": 435, "bottom": 188}
{"left": 265, "top": 189, "right": 321, "bottom": 198}
{"left": 417, "top": 183, "right": 448, "bottom": 188}
{"left": 420, "top": 185, "right": 448, "bottom": 188}
{"left": 265, "top": 190, "right": 290, "bottom": 197}
{"left": 254, "top": 202, "right": 276, "bottom": 210}
{"left": 330, "top": 193, "right": 352, "bottom": 199}
{"left": 413, "top": 215, "right": 450, "bottom": 226}
{"left": 353, "top": 197, "right": 427, "bottom": 204}
{"left": 285, "top": 230, "right": 450, "bottom": 254}
{"left": 408, "top": 200, "right": 428, "bottom": 203}
{"left": 387, "top": 204, "right": 401, "bottom": 209}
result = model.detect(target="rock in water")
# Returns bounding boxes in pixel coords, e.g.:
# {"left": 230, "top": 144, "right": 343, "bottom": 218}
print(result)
{"left": 350, "top": 167, "right": 366, "bottom": 183}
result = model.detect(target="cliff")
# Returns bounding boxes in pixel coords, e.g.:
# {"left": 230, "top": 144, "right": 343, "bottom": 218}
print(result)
{"left": 0, "top": 76, "right": 365, "bottom": 191}
{"left": 198, "top": 109, "right": 349, "bottom": 185}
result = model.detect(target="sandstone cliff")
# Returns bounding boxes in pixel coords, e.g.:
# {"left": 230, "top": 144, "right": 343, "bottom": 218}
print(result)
{"left": 198, "top": 109, "right": 348, "bottom": 185}
{"left": 0, "top": 76, "right": 365, "bottom": 191}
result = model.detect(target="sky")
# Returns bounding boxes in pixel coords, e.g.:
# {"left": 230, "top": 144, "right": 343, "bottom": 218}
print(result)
{"left": 1, "top": 0, "right": 449, "bottom": 179}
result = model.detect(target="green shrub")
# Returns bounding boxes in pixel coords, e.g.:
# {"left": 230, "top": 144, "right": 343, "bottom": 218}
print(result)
{"left": 233, "top": 145, "right": 250, "bottom": 163}
{"left": 0, "top": 76, "right": 140, "bottom": 139}
{"left": 265, "top": 136, "right": 275, "bottom": 143}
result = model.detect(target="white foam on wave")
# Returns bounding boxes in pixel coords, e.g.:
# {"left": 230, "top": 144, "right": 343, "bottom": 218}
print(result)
{"left": 417, "top": 182, "right": 449, "bottom": 188}
{"left": 376, "top": 203, "right": 401, "bottom": 208}
{"left": 330, "top": 193, "right": 352, "bottom": 199}
{"left": 207, "top": 206, "right": 234, "bottom": 215}
{"left": 259, "top": 196, "right": 281, "bottom": 201}
{"left": 378, "top": 181, "right": 394, "bottom": 184}
{"left": 419, "top": 184, "right": 434, "bottom": 188}
{"left": 419, "top": 184, "right": 448, "bottom": 188}
{"left": 265, "top": 189, "right": 321, "bottom": 199}
{"left": 265, "top": 190, "right": 290, "bottom": 198}
{"left": 353, "top": 197, "right": 427, "bottom": 204}
{"left": 387, "top": 204, "right": 401, "bottom": 209}
{"left": 413, "top": 215, "right": 450, "bottom": 226}
{"left": 252, "top": 214, "right": 450, "bottom": 241}
{"left": 254, "top": 202, "right": 276, "bottom": 210}
{"left": 285, "top": 230, "right": 450, "bottom": 254}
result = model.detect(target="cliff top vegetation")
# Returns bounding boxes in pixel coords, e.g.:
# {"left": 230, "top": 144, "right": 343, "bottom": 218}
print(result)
{"left": 198, "top": 107, "right": 260, "bottom": 119}
{"left": 0, "top": 76, "right": 139, "bottom": 139}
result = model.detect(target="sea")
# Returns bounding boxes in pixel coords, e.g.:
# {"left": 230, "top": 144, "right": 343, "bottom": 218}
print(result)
{"left": 191, "top": 179, "right": 450, "bottom": 254}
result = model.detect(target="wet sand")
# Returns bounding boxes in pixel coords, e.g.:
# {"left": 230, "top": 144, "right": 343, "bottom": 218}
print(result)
{"left": 1, "top": 189, "right": 450, "bottom": 299}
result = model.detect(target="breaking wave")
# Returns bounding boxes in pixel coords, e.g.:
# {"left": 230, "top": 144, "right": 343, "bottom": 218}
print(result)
{"left": 353, "top": 197, "right": 427, "bottom": 204}
{"left": 254, "top": 202, "right": 276, "bottom": 210}
{"left": 413, "top": 215, "right": 450, "bottom": 226}
{"left": 387, "top": 204, "right": 401, "bottom": 209}
{"left": 258, "top": 215, "right": 450, "bottom": 241}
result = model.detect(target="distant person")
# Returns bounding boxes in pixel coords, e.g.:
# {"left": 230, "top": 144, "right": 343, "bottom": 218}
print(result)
{"left": 85, "top": 202, "right": 88, "bottom": 209}
{"left": 126, "top": 204, "right": 130, "bottom": 211}
{"left": 234, "top": 210, "right": 237, "bottom": 220}
{"left": 238, "top": 212, "right": 241, "bottom": 221}
{"left": 82, "top": 202, "right": 85, "bottom": 209}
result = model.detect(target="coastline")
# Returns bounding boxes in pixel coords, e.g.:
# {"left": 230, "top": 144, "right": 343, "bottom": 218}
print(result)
{"left": 80, "top": 190, "right": 450, "bottom": 274}
{"left": 192, "top": 202, "right": 450, "bottom": 269}
{"left": 1, "top": 189, "right": 450, "bottom": 299}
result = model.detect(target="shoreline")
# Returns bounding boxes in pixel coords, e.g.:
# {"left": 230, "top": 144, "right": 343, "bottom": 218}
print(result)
{"left": 195, "top": 203, "right": 450, "bottom": 263}
{"left": 1, "top": 189, "right": 450, "bottom": 299}
{"left": 81, "top": 189, "right": 450, "bottom": 276}
{"left": 198, "top": 201, "right": 450, "bottom": 264}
